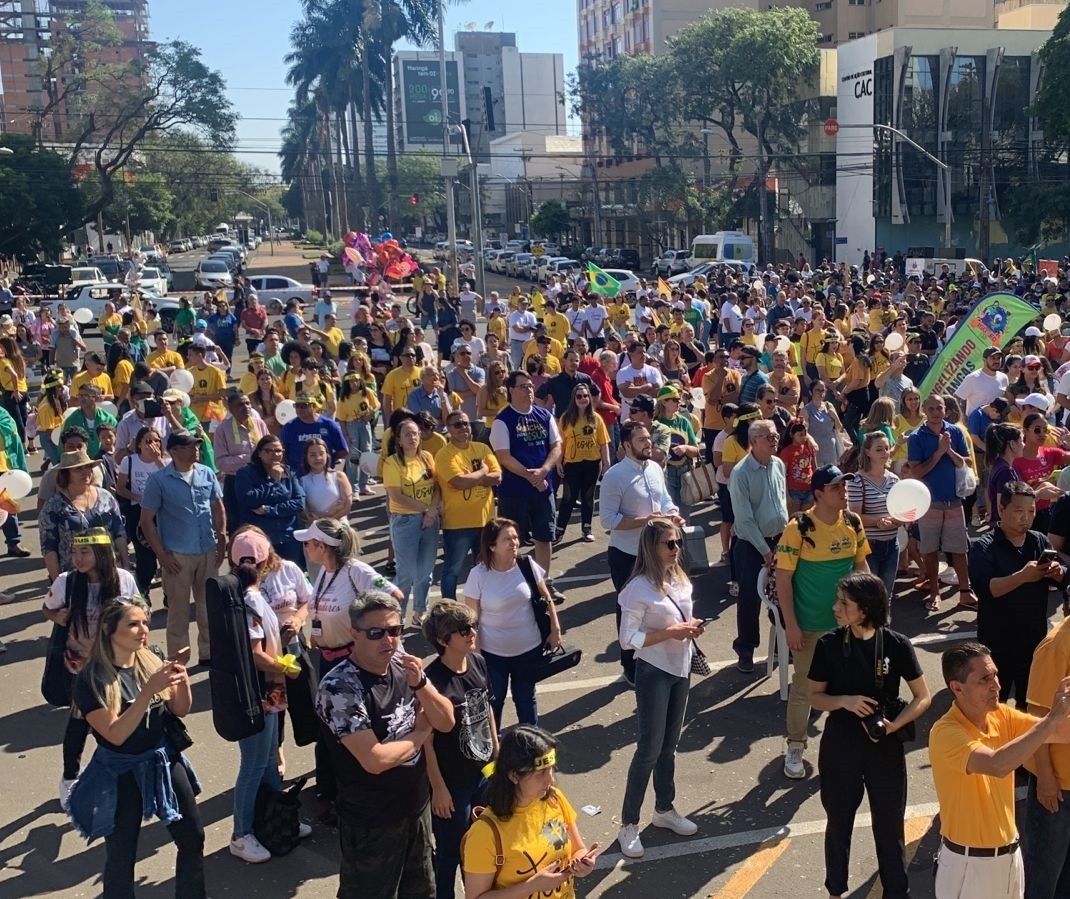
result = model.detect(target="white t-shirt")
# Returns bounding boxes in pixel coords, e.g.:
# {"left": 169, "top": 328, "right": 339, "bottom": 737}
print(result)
{"left": 121, "top": 454, "right": 167, "bottom": 502}
{"left": 954, "top": 369, "right": 1009, "bottom": 416}
{"left": 44, "top": 569, "right": 140, "bottom": 660}
{"left": 720, "top": 301, "right": 743, "bottom": 332}
{"left": 260, "top": 560, "right": 313, "bottom": 618}
{"left": 584, "top": 304, "right": 608, "bottom": 338}
{"left": 713, "top": 430, "right": 731, "bottom": 484}
{"left": 507, "top": 310, "right": 537, "bottom": 343}
{"left": 635, "top": 303, "right": 656, "bottom": 331}
{"left": 462, "top": 561, "right": 544, "bottom": 657}
{"left": 616, "top": 363, "right": 663, "bottom": 418}
{"left": 309, "top": 559, "right": 398, "bottom": 650}
{"left": 1056, "top": 366, "right": 1070, "bottom": 399}
{"left": 565, "top": 306, "right": 587, "bottom": 340}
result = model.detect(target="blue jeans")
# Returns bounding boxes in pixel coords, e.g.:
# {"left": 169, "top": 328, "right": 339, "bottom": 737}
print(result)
{"left": 233, "top": 710, "right": 281, "bottom": 838}
{"left": 344, "top": 419, "right": 372, "bottom": 490}
{"left": 866, "top": 538, "right": 899, "bottom": 609}
{"left": 3, "top": 508, "right": 21, "bottom": 548}
{"left": 1024, "top": 776, "right": 1070, "bottom": 899}
{"left": 621, "top": 659, "right": 689, "bottom": 824}
{"left": 665, "top": 464, "right": 690, "bottom": 523}
{"left": 510, "top": 340, "right": 526, "bottom": 369}
{"left": 483, "top": 644, "right": 542, "bottom": 727}
{"left": 440, "top": 527, "right": 481, "bottom": 600}
{"left": 390, "top": 512, "right": 438, "bottom": 615}
{"left": 432, "top": 777, "right": 486, "bottom": 899}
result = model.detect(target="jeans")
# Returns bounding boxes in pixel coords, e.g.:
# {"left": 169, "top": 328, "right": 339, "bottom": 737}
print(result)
{"left": 621, "top": 659, "right": 689, "bottom": 824}
{"left": 1024, "top": 775, "right": 1070, "bottom": 899}
{"left": 390, "top": 512, "right": 438, "bottom": 615}
{"left": 557, "top": 459, "right": 600, "bottom": 534}
{"left": 344, "top": 419, "right": 373, "bottom": 490}
{"left": 731, "top": 536, "right": 774, "bottom": 661}
{"left": 665, "top": 464, "right": 690, "bottom": 523}
{"left": 787, "top": 630, "right": 824, "bottom": 745}
{"left": 440, "top": 527, "right": 481, "bottom": 600}
{"left": 510, "top": 339, "right": 526, "bottom": 369}
{"left": 3, "top": 508, "right": 21, "bottom": 548}
{"left": 432, "top": 777, "right": 486, "bottom": 899}
{"left": 483, "top": 644, "right": 543, "bottom": 727}
{"left": 103, "top": 760, "right": 205, "bottom": 899}
{"left": 233, "top": 710, "right": 281, "bottom": 838}
{"left": 720, "top": 330, "right": 740, "bottom": 348}
{"left": 867, "top": 537, "right": 899, "bottom": 609}
{"left": 609, "top": 546, "right": 638, "bottom": 680}
{"left": 41, "top": 430, "right": 59, "bottom": 465}
{"left": 339, "top": 801, "right": 435, "bottom": 899}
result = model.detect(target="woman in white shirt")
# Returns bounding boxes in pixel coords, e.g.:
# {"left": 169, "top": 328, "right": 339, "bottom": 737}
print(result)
{"left": 616, "top": 518, "right": 705, "bottom": 861}
{"left": 462, "top": 517, "right": 562, "bottom": 728}
{"left": 299, "top": 437, "right": 352, "bottom": 522}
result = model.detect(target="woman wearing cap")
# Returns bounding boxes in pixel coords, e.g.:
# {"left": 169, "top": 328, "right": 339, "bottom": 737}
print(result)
{"left": 462, "top": 726, "right": 597, "bottom": 899}
{"left": 41, "top": 449, "right": 127, "bottom": 582}
{"left": 336, "top": 371, "right": 379, "bottom": 496}
{"left": 292, "top": 517, "right": 401, "bottom": 816}
{"left": 815, "top": 331, "right": 844, "bottom": 389}
{"left": 36, "top": 370, "right": 68, "bottom": 469}
{"left": 234, "top": 434, "right": 306, "bottom": 567}
{"left": 655, "top": 384, "right": 701, "bottom": 520}
{"left": 114, "top": 426, "right": 167, "bottom": 596}
{"left": 1017, "top": 354, "right": 1053, "bottom": 403}
{"left": 43, "top": 527, "right": 139, "bottom": 810}
{"left": 555, "top": 382, "right": 610, "bottom": 543}
{"left": 1013, "top": 412, "right": 1070, "bottom": 534}
{"left": 616, "top": 518, "right": 703, "bottom": 860}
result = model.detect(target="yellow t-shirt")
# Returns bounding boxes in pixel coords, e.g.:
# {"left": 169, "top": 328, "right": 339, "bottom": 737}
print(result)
{"left": 929, "top": 702, "right": 1035, "bottom": 847}
{"left": 1026, "top": 617, "right": 1070, "bottom": 789}
{"left": 463, "top": 791, "right": 578, "bottom": 899}
{"left": 720, "top": 433, "right": 747, "bottom": 470}
{"left": 37, "top": 396, "right": 65, "bottom": 430}
{"left": 530, "top": 290, "right": 546, "bottom": 319}
{"left": 801, "top": 328, "right": 825, "bottom": 366}
{"left": 867, "top": 309, "right": 884, "bottom": 333}
{"left": 382, "top": 452, "right": 436, "bottom": 515}
{"left": 482, "top": 387, "right": 508, "bottom": 428}
{"left": 0, "top": 360, "right": 27, "bottom": 393}
{"left": 189, "top": 363, "right": 226, "bottom": 422}
{"left": 382, "top": 366, "right": 422, "bottom": 413}
{"left": 112, "top": 358, "right": 134, "bottom": 399}
{"left": 702, "top": 369, "right": 741, "bottom": 431}
{"left": 147, "top": 349, "right": 184, "bottom": 370}
{"left": 815, "top": 352, "right": 844, "bottom": 381}
{"left": 99, "top": 312, "right": 122, "bottom": 336}
{"left": 559, "top": 414, "right": 609, "bottom": 463}
{"left": 486, "top": 316, "right": 507, "bottom": 344}
{"left": 70, "top": 370, "right": 112, "bottom": 397}
{"left": 523, "top": 336, "right": 565, "bottom": 363}
{"left": 319, "top": 326, "right": 344, "bottom": 358}
{"left": 239, "top": 372, "right": 258, "bottom": 395}
{"left": 869, "top": 351, "right": 890, "bottom": 383}
{"left": 434, "top": 441, "right": 501, "bottom": 530}
{"left": 335, "top": 389, "right": 380, "bottom": 423}
{"left": 524, "top": 353, "right": 562, "bottom": 375}
{"left": 543, "top": 312, "right": 572, "bottom": 346}
{"left": 610, "top": 301, "right": 632, "bottom": 329}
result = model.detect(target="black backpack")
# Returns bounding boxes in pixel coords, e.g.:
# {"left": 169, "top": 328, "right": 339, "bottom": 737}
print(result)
{"left": 206, "top": 574, "right": 265, "bottom": 742}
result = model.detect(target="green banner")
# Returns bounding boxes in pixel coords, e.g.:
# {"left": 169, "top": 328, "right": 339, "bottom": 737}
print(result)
{"left": 586, "top": 262, "right": 622, "bottom": 298}
{"left": 918, "top": 292, "right": 1040, "bottom": 399}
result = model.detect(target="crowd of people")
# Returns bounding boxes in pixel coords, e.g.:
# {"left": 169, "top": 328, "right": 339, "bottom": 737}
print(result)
{"left": 8, "top": 250, "right": 1070, "bottom": 899}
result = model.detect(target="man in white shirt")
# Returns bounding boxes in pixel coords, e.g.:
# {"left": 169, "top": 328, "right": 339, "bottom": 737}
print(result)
{"left": 565, "top": 295, "right": 587, "bottom": 343}
{"left": 616, "top": 341, "right": 663, "bottom": 419}
{"left": 720, "top": 294, "right": 744, "bottom": 347}
{"left": 458, "top": 285, "right": 481, "bottom": 323}
{"left": 506, "top": 296, "right": 537, "bottom": 369}
{"left": 955, "top": 347, "right": 1009, "bottom": 416}
{"left": 634, "top": 294, "right": 657, "bottom": 333}
{"left": 584, "top": 294, "right": 609, "bottom": 351}
{"left": 313, "top": 290, "right": 337, "bottom": 326}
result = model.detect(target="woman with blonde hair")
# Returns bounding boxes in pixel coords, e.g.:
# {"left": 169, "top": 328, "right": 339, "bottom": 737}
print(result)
{"left": 248, "top": 369, "right": 286, "bottom": 437}
{"left": 857, "top": 397, "right": 897, "bottom": 446}
{"left": 477, "top": 360, "right": 509, "bottom": 433}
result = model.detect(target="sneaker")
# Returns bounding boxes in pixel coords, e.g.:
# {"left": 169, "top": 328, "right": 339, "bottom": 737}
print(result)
{"left": 230, "top": 834, "right": 271, "bottom": 863}
{"left": 783, "top": 744, "right": 806, "bottom": 780}
{"left": 298, "top": 821, "right": 312, "bottom": 839}
{"left": 652, "top": 807, "right": 698, "bottom": 836}
{"left": 583, "top": 530, "right": 595, "bottom": 543}
{"left": 617, "top": 823, "right": 644, "bottom": 858}
{"left": 736, "top": 655, "right": 754, "bottom": 674}
{"left": 59, "top": 776, "right": 77, "bottom": 812}
{"left": 547, "top": 581, "right": 566, "bottom": 606}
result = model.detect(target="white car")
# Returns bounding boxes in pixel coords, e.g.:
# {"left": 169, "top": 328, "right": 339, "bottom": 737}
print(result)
{"left": 137, "top": 266, "right": 168, "bottom": 296}
{"left": 59, "top": 283, "right": 177, "bottom": 328}
{"left": 667, "top": 260, "right": 747, "bottom": 288}
{"left": 507, "top": 253, "right": 534, "bottom": 279}
{"left": 598, "top": 268, "right": 640, "bottom": 294}
{"left": 69, "top": 266, "right": 107, "bottom": 289}
{"left": 244, "top": 275, "right": 315, "bottom": 315}
{"left": 491, "top": 252, "right": 516, "bottom": 275}
{"left": 195, "top": 258, "right": 235, "bottom": 290}
{"left": 654, "top": 249, "right": 691, "bottom": 278}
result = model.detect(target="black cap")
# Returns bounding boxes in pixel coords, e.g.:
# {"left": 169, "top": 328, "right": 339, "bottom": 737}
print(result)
{"left": 630, "top": 395, "right": 655, "bottom": 414}
{"left": 740, "top": 346, "right": 762, "bottom": 359}
{"left": 166, "top": 429, "right": 199, "bottom": 450}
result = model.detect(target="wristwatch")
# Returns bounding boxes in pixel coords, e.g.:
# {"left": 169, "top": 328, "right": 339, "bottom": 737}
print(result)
{"left": 413, "top": 672, "right": 428, "bottom": 691}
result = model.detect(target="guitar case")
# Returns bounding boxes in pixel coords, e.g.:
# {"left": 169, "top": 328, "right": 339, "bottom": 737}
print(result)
{"left": 206, "top": 573, "right": 265, "bottom": 742}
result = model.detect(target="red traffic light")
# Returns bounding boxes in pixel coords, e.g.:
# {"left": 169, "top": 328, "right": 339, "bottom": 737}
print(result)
{"left": 410, "top": 193, "right": 419, "bottom": 206}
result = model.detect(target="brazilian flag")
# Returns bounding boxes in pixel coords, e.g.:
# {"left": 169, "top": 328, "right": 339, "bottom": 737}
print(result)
{"left": 586, "top": 262, "right": 622, "bottom": 298}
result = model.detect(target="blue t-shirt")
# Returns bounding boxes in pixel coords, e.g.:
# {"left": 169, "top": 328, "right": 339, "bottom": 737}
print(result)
{"left": 967, "top": 406, "right": 997, "bottom": 446}
{"left": 908, "top": 420, "right": 969, "bottom": 502}
{"left": 208, "top": 313, "right": 237, "bottom": 342}
{"left": 495, "top": 404, "right": 555, "bottom": 498}
{"left": 283, "top": 311, "right": 304, "bottom": 339}
{"left": 278, "top": 415, "right": 348, "bottom": 470}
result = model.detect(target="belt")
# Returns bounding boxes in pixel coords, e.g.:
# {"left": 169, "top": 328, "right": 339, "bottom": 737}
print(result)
{"left": 942, "top": 837, "right": 1019, "bottom": 858}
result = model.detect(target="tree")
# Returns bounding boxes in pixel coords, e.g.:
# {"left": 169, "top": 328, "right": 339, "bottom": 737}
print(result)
{"left": 1034, "top": 4, "right": 1070, "bottom": 147}
{"left": 0, "top": 135, "right": 84, "bottom": 260}
{"left": 376, "top": 150, "right": 446, "bottom": 230}
{"left": 530, "top": 201, "right": 572, "bottom": 241}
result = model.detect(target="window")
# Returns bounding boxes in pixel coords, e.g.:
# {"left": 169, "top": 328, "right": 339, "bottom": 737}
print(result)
{"left": 849, "top": 0, "right": 866, "bottom": 5}
{"left": 848, "top": 31, "right": 866, "bottom": 38}
{"left": 819, "top": 33, "right": 834, "bottom": 43}
{"left": 815, "top": 2, "right": 832, "bottom": 11}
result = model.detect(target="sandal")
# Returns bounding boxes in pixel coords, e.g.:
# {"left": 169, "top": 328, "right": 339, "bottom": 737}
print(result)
{"left": 925, "top": 595, "right": 941, "bottom": 612}
{"left": 957, "top": 590, "right": 979, "bottom": 608}
{"left": 914, "top": 579, "right": 932, "bottom": 592}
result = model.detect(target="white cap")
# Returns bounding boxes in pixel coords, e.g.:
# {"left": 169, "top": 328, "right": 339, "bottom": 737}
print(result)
{"left": 293, "top": 520, "right": 343, "bottom": 546}
{"left": 1025, "top": 326, "right": 1043, "bottom": 338}
{"left": 1017, "top": 392, "right": 1052, "bottom": 413}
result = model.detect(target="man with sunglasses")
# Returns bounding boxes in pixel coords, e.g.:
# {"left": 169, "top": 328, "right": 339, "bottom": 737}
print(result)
{"left": 316, "top": 590, "right": 454, "bottom": 899}
{"left": 279, "top": 393, "right": 348, "bottom": 470}
{"left": 445, "top": 339, "right": 485, "bottom": 426}
{"left": 381, "top": 348, "right": 422, "bottom": 421}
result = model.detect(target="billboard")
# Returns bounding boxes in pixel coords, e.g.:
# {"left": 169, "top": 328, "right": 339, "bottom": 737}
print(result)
{"left": 401, "top": 58, "right": 462, "bottom": 146}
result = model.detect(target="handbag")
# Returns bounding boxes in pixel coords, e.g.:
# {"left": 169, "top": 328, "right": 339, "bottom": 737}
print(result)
{"left": 254, "top": 775, "right": 308, "bottom": 857}
{"left": 528, "top": 644, "right": 583, "bottom": 683}
{"left": 162, "top": 709, "right": 194, "bottom": 751}
{"left": 664, "top": 592, "right": 710, "bottom": 677}
{"left": 955, "top": 462, "right": 978, "bottom": 499}
{"left": 681, "top": 461, "right": 718, "bottom": 506}
{"left": 284, "top": 633, "right": 320, "bottom": 747}
{"left": 41, "top": 575, "right": 75, "bottom": 707}
{"left": 517, "top": 556, "right": 552, "bottom": 643}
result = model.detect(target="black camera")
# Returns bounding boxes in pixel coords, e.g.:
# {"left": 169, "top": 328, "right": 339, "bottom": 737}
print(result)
{"left": 861, "top": 707, "right": 887, "bottom": 743}
{"left": 140, "top": 397, "right": 163, "bottom": 418}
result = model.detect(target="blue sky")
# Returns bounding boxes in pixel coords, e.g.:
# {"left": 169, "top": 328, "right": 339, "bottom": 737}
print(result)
{"left": 151, "top": 1, "right": 579, "bottom": 176}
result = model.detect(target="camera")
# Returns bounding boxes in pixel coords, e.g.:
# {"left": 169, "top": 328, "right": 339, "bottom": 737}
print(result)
{"left": 861, "top": 707, "right": 887, "bottom": 743}
{"left": 139, "top": 397, "right": 163, "bottom": 418}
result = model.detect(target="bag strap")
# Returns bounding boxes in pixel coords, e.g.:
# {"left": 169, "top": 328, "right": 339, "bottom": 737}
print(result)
{"left": 64, "top": 569, "right": 75, "bottom": 610}
{"left": 874, "top": 627, "right": 885, "bottom": 691}
{"left": 518, "top": 556, "right": 541, "bottom": 602}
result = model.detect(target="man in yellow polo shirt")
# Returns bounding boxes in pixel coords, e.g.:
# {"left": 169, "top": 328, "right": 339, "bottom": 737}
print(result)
{"left": 434, "top": 410, "right": 501, "bottom": 600}
{"left": 542, "top": 299, "right": 572, "bottom": 347}
{"left": 929, "top": 642, "right": 1070, "bottom": 899}
{"left": 146, "top": 332, "right": 185, "bottom": 374}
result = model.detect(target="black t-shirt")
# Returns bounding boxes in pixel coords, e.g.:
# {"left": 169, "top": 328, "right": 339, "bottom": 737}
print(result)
{"left": 808, "top": 627, "right": 922, "bottom": 726}
{"left": 426, "top": 653, "right": 495, "bottom": 788}
{"left": 316, "top": 656, "right": 429, "bottom": 826}
{"left": 1049, "top": 493, "right": 1070, "bottom": 542}
{"left": 74, "top": 665, "right": 166, "bottom": 754}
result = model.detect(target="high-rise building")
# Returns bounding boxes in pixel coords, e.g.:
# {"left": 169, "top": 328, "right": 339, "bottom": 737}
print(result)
{"left": 0, "top": 0, "right": 151, "bottom": 141}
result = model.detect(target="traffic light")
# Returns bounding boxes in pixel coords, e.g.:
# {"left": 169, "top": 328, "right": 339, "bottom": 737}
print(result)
{"left": 410, "top": 193, "right": 419, "bottom": 206}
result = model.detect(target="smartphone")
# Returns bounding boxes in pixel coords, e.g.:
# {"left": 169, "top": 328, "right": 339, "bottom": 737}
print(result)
{"left": 1040, "top": 549, "right": 1059, "bottom": 565}
{"left": 701, "top": 617, "right": 716, "bottom": 626}
{"left": 168, "top": 646, "right": 191, "bottom": 666}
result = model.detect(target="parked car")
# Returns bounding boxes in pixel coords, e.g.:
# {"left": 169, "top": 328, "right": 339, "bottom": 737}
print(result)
{"left": 70, "top": 266, "right": 107, "bottom": 289}
{"left": 137, "top": 266, "right": 169, "bottom": 296}
{"left": 57, "top": 283, "right": 177, "bottom": 328}
{"left": 596, "top": 268, "right": 640, "bottom": 294}
{"left": 244, "top": 275, "right": 314, "bottom": 315}
{"left": 195, "top": 258, "right": 234, "bottom": 290}
{"left": 490, "top": 251, "right": 515, "bottom": 274}
{"left": 211, "top": 248, "right": 244, "bottom": 273}
{"left": 549, "top": 259, "right": 582, "bottom": 280}
{"left": 433, "top": 240, "right": 450, "bottom": 260}
{"left": 654, "top": 250, "right": 691, "bottom": 278}
{"left": 207, "top": 236, "right": 233, "bottom": 253}
{"left": 667, "top": 260, "right": 747, "bottom": 288}
{"left": 507, "top": 253, "right": 534, "bottom": 279}
{"left": 533, "top": 256, "right": 567, "bottom": 282}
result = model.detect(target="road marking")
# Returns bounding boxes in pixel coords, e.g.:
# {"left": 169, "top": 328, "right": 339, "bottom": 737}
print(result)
{"left": 865, "top": 815, "right": 933, "bottom": 899}
{"left": 709, "top": 837, "right": 792, "bottom": 899}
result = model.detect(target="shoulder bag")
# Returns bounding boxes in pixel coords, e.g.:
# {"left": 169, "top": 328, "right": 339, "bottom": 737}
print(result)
{"left": 663, "top": 591, "right": 711, "bottom": 677}
{"left": 873, "top": 628, "right": 914, "bottom": 742}
{"left": 681, "top": 461, "right": 718, "bottom": 507}
{"left": 41, "top": 575, "right": 75, "bottom": 707}
{"left": 254, "top": 775, "right": 308, "bottom": 857}
{"left": 517, "top": 556, "right": 583, "bottom": 683}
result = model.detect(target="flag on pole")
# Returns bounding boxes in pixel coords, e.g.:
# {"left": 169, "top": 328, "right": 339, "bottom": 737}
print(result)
{"left": 657, "top": 277, "right": 673, "bottom": 298}
{"left": 586, "top": 262, "right": 621, "bottom": 298}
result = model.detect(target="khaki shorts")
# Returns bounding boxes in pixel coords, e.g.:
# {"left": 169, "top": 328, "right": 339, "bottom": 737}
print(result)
{"left": 918, "top": 500, "right": 970, "bottom": 555}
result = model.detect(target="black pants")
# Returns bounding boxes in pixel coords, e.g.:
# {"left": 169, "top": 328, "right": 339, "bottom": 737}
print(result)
{"left": 338, "top": 802, "right": 435, "bottom": 899}
{"left": 315, "top": 651, "right": 340, "bottom": 802}
{"left": 702, "top": 428, "right": 720, "bottom": 466}
{"left": 990, "top": 640, "right": 1038, "bottom": 708}
{"left": 62, "top": 712, "right": 89, "bottom": 780}
{"left": 818, "top": 715, "right": 909, "bottom": 899}
{"left": 842, "top": 388, "right": 870, "bottom": 438}
{"left": 2, "top": 391, "right": 26, "bottom": 442}
{"left": 104, "top": 760, "right": 205, "bottom": 899}
{"left": 557, "top": 459, "right": 600, "bottom": 534}
{"left": 123, "top": 504, "right": 158, "bottom": 597}
{"left": 609, "top": 545, "right": 637, "bottom": 681}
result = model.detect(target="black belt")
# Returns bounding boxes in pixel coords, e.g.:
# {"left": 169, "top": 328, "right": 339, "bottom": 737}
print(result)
{"left": 942, "top": 837, "right": 1019, "bottom": 858}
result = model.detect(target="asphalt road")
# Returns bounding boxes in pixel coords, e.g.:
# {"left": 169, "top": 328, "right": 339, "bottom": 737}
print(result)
{"left": 0, "top": 264, "right": 1031, "bottom": 898}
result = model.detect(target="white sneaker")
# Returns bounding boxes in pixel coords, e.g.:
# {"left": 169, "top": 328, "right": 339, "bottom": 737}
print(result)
{"left": 652, "top": 807, "right": 698, "bottom": 836}
{"left": 298, "top": 821, "right": 312, "bottom": 839}
{"left": 783, "top": 744, "right": 806, "bottom": 780}
{"left": 617, "top": 823, "right": 644, "bottom": 858}
{"left": 230, "top": 834, "right": 271, "bottom": 863}
{"left": 59, "top": 776, "right": 77, "bottom": 812}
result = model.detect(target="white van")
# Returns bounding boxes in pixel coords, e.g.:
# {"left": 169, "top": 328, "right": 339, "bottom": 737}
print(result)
{"left": 688, "top": 231, "right": 755, "bottom": 269}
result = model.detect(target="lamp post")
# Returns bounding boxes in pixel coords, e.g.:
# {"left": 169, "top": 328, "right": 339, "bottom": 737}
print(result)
{"left": 437, "top": 1, "right": 459, "bottom": 296}
{"left": 449, "top": 124, "right": 485, "bottom": 298}
{"left": 231, "top": 189, "right": 276, "bottom": 256}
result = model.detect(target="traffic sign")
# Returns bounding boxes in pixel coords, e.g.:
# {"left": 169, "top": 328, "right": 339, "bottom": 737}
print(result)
{"left": 824, "top": 118, "right": 839, "bottom": 137}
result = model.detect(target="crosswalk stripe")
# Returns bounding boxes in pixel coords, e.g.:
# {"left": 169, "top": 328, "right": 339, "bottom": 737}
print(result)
{"left": 708, "top": 837, "right": 792, "bottom": 899}
{"left": 864, "top": 815, "right": 934, "bottom": 899}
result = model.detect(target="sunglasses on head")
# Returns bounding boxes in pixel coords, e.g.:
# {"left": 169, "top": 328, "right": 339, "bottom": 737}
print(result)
{"left": 356, "top": 625, "right": 403, "bottom": 641}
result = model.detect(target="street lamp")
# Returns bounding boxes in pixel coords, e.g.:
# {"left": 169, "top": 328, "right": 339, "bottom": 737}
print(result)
{"left": 449, "top": 124, "right": 486, "bottom": 298}
{"left": 230, "top": 189, "right": 276, "bottom": 256}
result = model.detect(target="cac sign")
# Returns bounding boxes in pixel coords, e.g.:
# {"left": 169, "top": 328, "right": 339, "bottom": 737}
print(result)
{"left": 841, "top": 67, "right": 873, "bottom": 100}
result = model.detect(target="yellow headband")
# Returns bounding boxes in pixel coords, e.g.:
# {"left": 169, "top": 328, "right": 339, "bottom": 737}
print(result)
{"left": 480, "top": 747, "right": 557, "bottom": 779}
{"left": 736, "top": 411, "right": 761, "bottom": 422}
{"left": 73, "top": 534, "right": 112, "bottom": 546}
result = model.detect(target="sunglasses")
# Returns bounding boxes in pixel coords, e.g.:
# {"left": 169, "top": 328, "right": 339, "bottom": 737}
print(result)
{"left": 1027, "top": 363, "right": 1042, "bottom": 370}
{"left": 356, "top": 625, "right": 404, "bottom": 641}
{"left": 1033, "top": 427, "right": 1048, "bottom": 435}
{"left": 450, "top": 421, "right": 472, "bottom": 429}
{"left": 454, "top": 623, "right": 479, "bottom": 638}
{"left": 660, "top": 539, "right": 683, "bottom": 550}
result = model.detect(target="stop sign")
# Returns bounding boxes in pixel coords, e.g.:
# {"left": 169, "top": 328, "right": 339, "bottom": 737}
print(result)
{"left": 824, "top": 118, "right": 840, "bottom": 137}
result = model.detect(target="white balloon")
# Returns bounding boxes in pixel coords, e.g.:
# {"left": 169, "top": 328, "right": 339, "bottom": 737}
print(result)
{"left": 884, "top": 332, "right": 904, "bottom": 352}
{"left": 275, "top": 399, "right": 297, "bottom": 425}
{"left": 886, "top": 478, "right": 931, "bottom": 523}
{"left": 51, "top": 426, "right": 63, "bottom": 445}
{"left": 358, "top": 450, "right": 380, "bottom": 478}
{"left": 99, "top": 401, "right": 118, "bottom": 418}
{"left": 73, "top": 307, "right": 93, "bottom": 325}
{"left": 169, "top": 369, "right": 195, "bottom": 392}
{"left": 775, "top": 335, "right": 791, "bottom": 353}
{"left": 866, "top": 273, "right": 876, "bottom": 285}
{"left": 62, "top": 406, "right": 78, "bottom": 421}
{"left": 0, "top": 468, "right": 33, "bottom": 499}
{"left": 1044, "top": 313, "right": 1062, "bottom": 333}
{"left": 0, "top": 508, "right": 8, "bottom": 527}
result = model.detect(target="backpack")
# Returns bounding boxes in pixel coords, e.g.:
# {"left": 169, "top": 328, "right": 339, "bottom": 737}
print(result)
{"left": 460, "top": 809, "right": 505, "bottom": 885}
{"left": 794, "top": 508, "right": 863, "bottom": 549}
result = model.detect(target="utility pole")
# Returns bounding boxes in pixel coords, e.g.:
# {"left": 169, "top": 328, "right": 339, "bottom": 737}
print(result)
{"left": 437, "top": 1, "right": 458, "bottom": 296}
{"left": 757, "top": 117, "right": 772, "bottom": 266}
{"left": 979, "top": 93, "right": 991, "bottom": 262}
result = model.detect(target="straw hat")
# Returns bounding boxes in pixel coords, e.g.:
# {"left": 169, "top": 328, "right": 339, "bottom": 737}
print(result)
{"left": 57, "top": 448, "right": 101, "bottom": 470}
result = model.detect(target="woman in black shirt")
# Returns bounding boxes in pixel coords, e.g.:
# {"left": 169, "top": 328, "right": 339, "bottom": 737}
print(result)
{"left": 422, "top": 601, "right": 498, "bottom": 899}
{"left": 808, "top": 573, "right": 931, "bottom": 899}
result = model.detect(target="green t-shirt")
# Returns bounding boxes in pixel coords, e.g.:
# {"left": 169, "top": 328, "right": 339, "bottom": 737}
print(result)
{"left": 657, "top": 414, "right": 697, "bottom": 468}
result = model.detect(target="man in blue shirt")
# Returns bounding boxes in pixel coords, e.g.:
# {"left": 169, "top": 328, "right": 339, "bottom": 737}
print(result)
{"left": 279, "top": 394, "right": 348, "bottom": 470}
{"left": 908, "top": 394, "right": 975, "bottom": 611}
{"left": 406, "top": 366, "right": 452, "bottom": 429}
{"left": 140, "top": 429, "right": 225, "bottom": 665}
{"left": 738, "top": 347, "right": 770, "bottom": 404}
